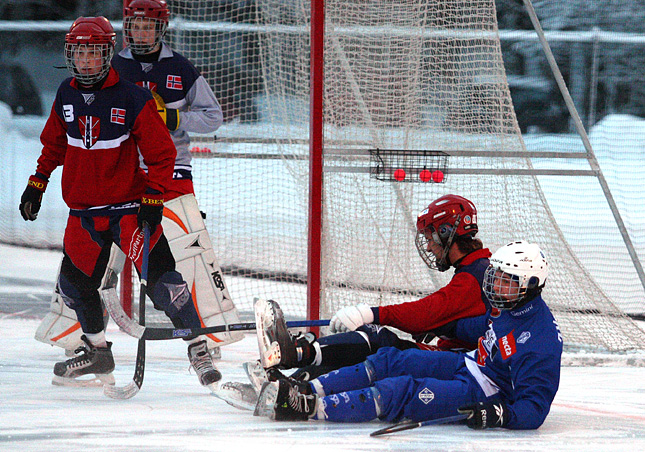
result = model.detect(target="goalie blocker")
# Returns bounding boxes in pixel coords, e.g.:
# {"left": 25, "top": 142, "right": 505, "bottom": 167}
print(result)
{"left": 35, "top": 194, "right": 243, "bottom": 353}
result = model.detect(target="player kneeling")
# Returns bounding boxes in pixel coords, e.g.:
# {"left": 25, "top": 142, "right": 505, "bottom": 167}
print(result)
{"left": 254, "top": 241, "right": 563, "bottom": 429}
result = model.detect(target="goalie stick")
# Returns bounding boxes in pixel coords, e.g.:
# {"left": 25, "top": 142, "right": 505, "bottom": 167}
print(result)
{"left": 370, "top": 413, "right": 468, "bottom": 437}
{"left": 101, "top": 289, "right": 329, "bottom": 340}
{"left": 103, "top": 223, "right": 150, "bottom": 400}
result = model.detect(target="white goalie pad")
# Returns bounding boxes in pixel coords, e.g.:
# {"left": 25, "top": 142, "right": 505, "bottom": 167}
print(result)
{"left": 163, "top": 194, "right": 244, "bottom": 348}
{"left": 34, "top": 279, "right": 84, "bottom": 353}
{"left": 34, "top": 249, "right": 123, "bottom": 352}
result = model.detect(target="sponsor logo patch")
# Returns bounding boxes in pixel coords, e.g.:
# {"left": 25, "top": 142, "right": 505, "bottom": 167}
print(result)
{"left": 418, "top": 387, "right": 435, "bottom": 405}
{"left": 517, "top": 331, "right": 531, "bottom": 344}
{"left": 499, "top": 332, "right": 517, "bottom": 359}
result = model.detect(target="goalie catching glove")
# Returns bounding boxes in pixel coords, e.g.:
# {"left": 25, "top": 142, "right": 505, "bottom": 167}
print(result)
{"left": 152, "top": 90, "right": 180, "bottom": 131}
{"left": 458, "top": 400, "right": 507, "bottom": 429}
{"left": 19, "top": 174, "right": 48, "bottom": 221}
{"left": 329, "top": 304, "right": 375, "bottom": 333}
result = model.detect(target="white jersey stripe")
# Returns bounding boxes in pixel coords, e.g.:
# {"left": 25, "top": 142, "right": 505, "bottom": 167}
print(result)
{"left": 67, "top": 132, "right": 131, "bottom": 150}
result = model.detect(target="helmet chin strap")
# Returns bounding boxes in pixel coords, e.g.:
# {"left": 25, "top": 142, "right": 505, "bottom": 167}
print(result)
{"left": 436, "top": 215, "right": 461, "bottom": 272}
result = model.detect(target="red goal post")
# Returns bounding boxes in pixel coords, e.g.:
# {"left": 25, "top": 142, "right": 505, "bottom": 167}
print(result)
{"left": 113, "top": 0, "right": 645, "bottom": 356}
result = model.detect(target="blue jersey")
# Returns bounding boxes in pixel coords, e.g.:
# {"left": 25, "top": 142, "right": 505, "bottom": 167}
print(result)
{"left": 455, "top": 296, "right": 563, "bottom": 429}
{"left": 112, "top": 43, "right": 222, "bottom": 176}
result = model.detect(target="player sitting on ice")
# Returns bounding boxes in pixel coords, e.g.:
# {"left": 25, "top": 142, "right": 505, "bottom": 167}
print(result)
{"left": 20, "top": 16, "right": 221, "bottom": 388}
{"left": 35, "top": 0, "right": 243, "bottom": 381}
{"left": 254, "top": 241, "right": 563, "bottom": 430}
{"left": 249, "top": 194, "right": 491, "bottom": 385}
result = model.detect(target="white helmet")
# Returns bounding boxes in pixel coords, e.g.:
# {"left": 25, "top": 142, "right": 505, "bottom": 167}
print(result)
{"left": 482, "top": 240, "right": 548, "bottom": 310}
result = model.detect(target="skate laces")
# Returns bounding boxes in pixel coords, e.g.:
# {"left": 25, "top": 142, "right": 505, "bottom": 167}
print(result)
{"left": 287, "top": 384, "right": 311, "bottom": 413}
{"left": 65, "top": 344, "right": 93, "bottom": 369}
{"left": 188, "top": 342, "right": 215, "bottom": 376}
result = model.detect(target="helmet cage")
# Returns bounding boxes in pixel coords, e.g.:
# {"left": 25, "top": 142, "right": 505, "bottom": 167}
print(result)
{"left": 483, "top": 241, "right": 548, "bottom": 310}
{"left": 65, "top": 43, "right": 114, "bottom": 85}
{"left": 124, "top": 15, "right": 168, "bottom": 54}
{"left": 65, "top": 17, "right": 116, "bottom": 85}
{"left": 415, "top": 216, "right": 461, "bottom": 272}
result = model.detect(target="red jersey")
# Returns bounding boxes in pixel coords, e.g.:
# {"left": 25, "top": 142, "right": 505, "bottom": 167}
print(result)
{"left": 377, "top": 248, "right": 492, "bottom": 335}
{"left": 36, "top": 68, "right": 176, "bottom": 210}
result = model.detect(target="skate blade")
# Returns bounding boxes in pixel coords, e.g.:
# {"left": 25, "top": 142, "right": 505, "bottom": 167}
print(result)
{"left": 253, "top": 381, "right": 279, "bottom": 418}
{"left": 52, "top": 372, "right": 115, "bottom": 388}
{"left": 211, "top": 381, "right": 258, "bottom": 411}
{"left": 243, "top": 361, "right": 268, "bottom": 395}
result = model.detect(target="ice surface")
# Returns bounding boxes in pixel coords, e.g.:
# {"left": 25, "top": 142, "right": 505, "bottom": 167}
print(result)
{"left": 1, "top": 244, "right": 645, "bottom": 452}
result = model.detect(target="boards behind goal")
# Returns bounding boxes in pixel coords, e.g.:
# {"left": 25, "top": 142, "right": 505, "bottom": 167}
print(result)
{"left": 128, "top": 0, "right": 645, "bottom": 356}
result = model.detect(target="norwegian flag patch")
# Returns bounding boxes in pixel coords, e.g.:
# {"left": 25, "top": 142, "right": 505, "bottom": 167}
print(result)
{"left": 166, "top": 75, "right": 183, "bottom": 90}
{"left": 110, "top": 108, "right": 126, "bottom": 125}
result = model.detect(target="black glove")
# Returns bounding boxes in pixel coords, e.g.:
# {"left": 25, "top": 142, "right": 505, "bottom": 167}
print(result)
{"left": 413, "top": 320, "right": 458, "bottom": 344}
{"left": 138, "top": 190, "right": 164, "bottom": 234}
{"left": 458, "top": 401, "right": 507, "bottom": 429}
{"left": 19, "top": 175, "right": 48, "bottom": 221}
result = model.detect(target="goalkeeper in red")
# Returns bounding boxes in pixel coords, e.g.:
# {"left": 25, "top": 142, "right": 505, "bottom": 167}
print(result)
{"left": 19, "top": 16, "right": 220, "bottom": 387}
{"left": 255, "top": 241, "right": 563, "bottom": 430}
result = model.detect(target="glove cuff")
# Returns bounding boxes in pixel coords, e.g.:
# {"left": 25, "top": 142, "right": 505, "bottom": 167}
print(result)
{"left": 141, "top": 192, "right": 164, "bottom": 207}
{"left": 166, "top": 108, "right": 180, "bottom": 131}
{"left": 28, "top": 175, "right": 48, "bottom": 192}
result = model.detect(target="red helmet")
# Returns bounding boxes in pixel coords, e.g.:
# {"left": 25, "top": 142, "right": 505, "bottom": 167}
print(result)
{"left": 415, "top": 194, "right": 478, "bottom": 271}
{"left": 123, "top": 0, "right": 170, "bottom": 55}
{"left": 64, "top": 17, "right": 116, "bottom": 85}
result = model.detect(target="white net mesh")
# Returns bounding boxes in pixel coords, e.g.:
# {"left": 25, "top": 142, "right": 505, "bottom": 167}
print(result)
{"left": 0, "top": 1, "right": 643, "bottom": 355}
{"left": 158, "top": 0, "right": 645, "bottom": 352}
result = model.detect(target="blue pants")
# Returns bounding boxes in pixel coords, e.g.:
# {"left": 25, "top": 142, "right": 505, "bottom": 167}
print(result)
{"left": 317, "top": 347, "right": 488, "bottom": 423}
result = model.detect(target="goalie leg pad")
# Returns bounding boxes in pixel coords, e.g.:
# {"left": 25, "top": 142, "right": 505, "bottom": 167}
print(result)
{"left": 162, "top": 194, "right": 243, "bottom": 347}
{"left": 36, "top": 246, "right": 123, "bottom": 351}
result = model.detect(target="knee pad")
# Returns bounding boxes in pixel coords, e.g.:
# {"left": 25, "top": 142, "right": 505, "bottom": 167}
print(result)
{"left": 57, "top": 272, "right": 104, "bottom": 333}
{"left": 151, "top": 270, "right": 200, "bottom": 328}
{"left": 57, "top": 273, "right": 84, "bottom": 310}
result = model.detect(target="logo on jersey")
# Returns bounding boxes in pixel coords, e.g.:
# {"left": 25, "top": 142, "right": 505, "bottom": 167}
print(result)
{"left": 166, "top": 75, "right": 183, "bottom": 90}
{"left": 111, "top": 108, "right": 126, "bottom": 125}
{"left": 499, "top": 332, "right": 517, "bottom": 359}
{"left": 136, "top": 80, "right": 158, "bottom": 91}
{"left": 418, "top": 387, "right": 435, "bottom": 404}
{"left": 78, "top": 115, "right": 100, "bottom": 149}
{"left": 517, "top": 331, "right": 531, "bottom": 344}
{"left": 141, "top": 62, "right": 154, "bottom": 73}
{"left": 81, "top": 93, "right": 96, "bottom": 105}
{"left": 477, "top": 325, "right": 498, "bottom": 366}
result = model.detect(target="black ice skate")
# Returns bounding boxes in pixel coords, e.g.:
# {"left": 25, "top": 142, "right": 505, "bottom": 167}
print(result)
{"left": 188, "top": 339, "right": 222, "bottom": 386}
{"left": 254, "top": 299, "right": 314, "bottom": 369}
{"left": 52, "top": 335, "right": 115, "bottom": 387}
{"left": 244, "top": 360, "right": 313, "bottom": 396}
{"left": 254, "top": 379, "right": 318, "bottom": 421}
